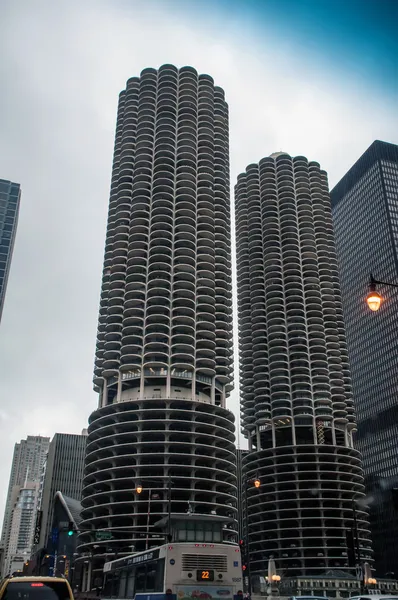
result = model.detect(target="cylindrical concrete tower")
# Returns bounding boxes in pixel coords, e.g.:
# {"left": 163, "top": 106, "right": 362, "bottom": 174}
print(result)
{"left": 235, "top": 152, "right": 372, "bottom": 578}
{"left": 79, "top": 65, "right": 236, "bottom": 577}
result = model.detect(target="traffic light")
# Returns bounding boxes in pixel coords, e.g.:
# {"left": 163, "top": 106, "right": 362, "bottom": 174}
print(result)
{"left": 67, "top": 521, "right": 74, "bottom": 537}
{"left": 239, "top": 538, "right": 247, "bottom": 570}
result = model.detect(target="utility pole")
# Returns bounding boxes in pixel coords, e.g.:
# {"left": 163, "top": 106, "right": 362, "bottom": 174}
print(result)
{"left": 167, "top": 478, "right": 172, "bottom": 543}
{"left": 145, "top": 491, "right": 152, "bottom": 551}
{"left": 52, "top": 551, "right": 57, "bottom": 578}
{"left": 352, "top": 500, "right": 362, "bottom": 592}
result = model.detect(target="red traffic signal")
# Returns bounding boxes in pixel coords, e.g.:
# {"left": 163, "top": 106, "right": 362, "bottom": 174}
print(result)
{"left": 242, "top": 565, "right": 247, "bottom": 571}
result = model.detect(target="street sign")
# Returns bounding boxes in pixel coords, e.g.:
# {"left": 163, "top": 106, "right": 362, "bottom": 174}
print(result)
{"left": 33, "top": 511, "right": 42, "bottom": 545}
{"left": 95, "top": 531, "right": 113, "bottom": 541}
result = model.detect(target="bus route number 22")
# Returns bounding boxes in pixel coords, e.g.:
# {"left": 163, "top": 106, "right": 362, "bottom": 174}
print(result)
{"left": 197, "top": 569, "right": 214, "bottom": 581}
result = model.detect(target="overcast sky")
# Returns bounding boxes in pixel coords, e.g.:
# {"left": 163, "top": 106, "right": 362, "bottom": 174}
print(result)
{"left": 0, "top": 0, "right": 397, "bottom": 520}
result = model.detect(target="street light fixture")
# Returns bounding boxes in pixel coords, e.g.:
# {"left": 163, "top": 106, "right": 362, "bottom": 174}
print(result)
{"left": 243, "top": 474, "right": 261, "bottom": 596}
{"left": 366, "top": 274, "right": 398, "bottom": 311}
{"left": 134, "top": 478, "right": 173, "bottom": 548}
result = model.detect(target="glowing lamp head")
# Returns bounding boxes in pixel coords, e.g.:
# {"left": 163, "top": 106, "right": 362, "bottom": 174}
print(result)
{"left": 253, "top": 478, "right": 261, "bottom": 488}
{"left": 136, "top": 484, "right": 143, "bottom": 494}
{"left": 367, "top": 290, "right": 382, "bottom": 311}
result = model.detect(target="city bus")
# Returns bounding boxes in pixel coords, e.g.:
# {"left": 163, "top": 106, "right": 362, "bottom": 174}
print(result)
{"left": 102, "top": 543, "right": 242, "bottom": 600}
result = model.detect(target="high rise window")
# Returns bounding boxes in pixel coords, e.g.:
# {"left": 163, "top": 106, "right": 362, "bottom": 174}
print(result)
{"left": 330, "top": 139, "right": 398, "bottom": 577}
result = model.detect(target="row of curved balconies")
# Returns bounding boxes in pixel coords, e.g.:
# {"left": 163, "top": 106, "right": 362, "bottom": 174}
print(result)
{"left": 95, "top": 67, "right": 230, "bottom": 395}
{"left": 118, "top": 99, "right": 226, "bottom": 116}
{"left": 242, "top": 445, "right": 372, "bottom": 573}
{"left": 236, "top": 157, "right": 353, "bottom": 435}
{"left": 86, "top": 400, "right": 236, "bottom": 435}
{"left": 80, "top": 397, "right": 237, "bottom": 555}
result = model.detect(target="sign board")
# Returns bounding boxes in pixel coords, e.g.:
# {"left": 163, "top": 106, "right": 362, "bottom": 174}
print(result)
{"left": 95, "top": 531, "right": 113, "bottom": 541}
{"left": 33, "top": 511, "right": 43, "bottom": 546}
{"left": 105, "top": 549, "right": 161, "bottom": 571}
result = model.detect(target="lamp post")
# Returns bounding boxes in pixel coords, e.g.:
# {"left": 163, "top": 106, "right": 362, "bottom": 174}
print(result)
{"left": 135, "top": 478, "right": 172, "bottom": 548}
{"left": 243, "top": 475, "right": 261, "bottom": 597}
{"left": 366, "top": 273, "right": 398, "bottom": 311}
{"left": 351, "top": 500, "right": 361, "bottom": 573}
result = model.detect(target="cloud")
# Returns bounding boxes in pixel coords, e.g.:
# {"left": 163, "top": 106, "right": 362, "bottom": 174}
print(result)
{"left": 0, "top": 0, "right": 397, "bottom": 520}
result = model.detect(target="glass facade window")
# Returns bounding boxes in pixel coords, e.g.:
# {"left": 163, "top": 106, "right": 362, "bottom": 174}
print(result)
{"left": 0, "top": 179, "right": 21, "bottom": 322}
{"left": 330, "top": 140, "right": 398, "bottom": 577}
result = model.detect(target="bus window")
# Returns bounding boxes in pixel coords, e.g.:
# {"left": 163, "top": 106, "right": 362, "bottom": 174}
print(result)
{"left": 102, "top": 574, "right": 113, "bottom": 598}
{"left": 155, "top": 559, "right": 165, "bottom": 592}
{"left": 126, "top": 571, "right": 135, "bottom": 599}
{"left": 146, "top": 568, "right": 156, "bottom": 592}
{"left": 119, "top": 570, "right": 127, "bottom": 598}
{"left": 196, "top": 529, "right": 204, "bottom": 542}
{"left": 135, "top": 566, "right": 146, "bottom": 593}
{"left": 111, "top": 571, "right": 120, "bottom": 598}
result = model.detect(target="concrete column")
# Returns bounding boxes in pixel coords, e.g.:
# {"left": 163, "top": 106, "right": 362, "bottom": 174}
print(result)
{"left": 211, "top": 377, "right": 216, "bottom": 405}
{"left": 312, "top": 418, "right": 318, "bottom": 444}
{"left": 116, "top": 372, "right": 122, "bottom": 403}
{"left": 271, "top": 422, "right": 276, "bottom": 448}
{"left": 331, "top": 422, "right": 337, "bottom": 446}
{"left": 256, "top": 427, "right": 261, "bottom": 450}
{"left": 191, "top": 373, "right": 196, "bottom": 402}
{"left": 102, "top": 379, "right": 108, "bottom": 407}
{"left": 344, "top": 426, "right": 349, "bottom": 447}
{"left": 166, "top": 369, "right": 171, "bottom": 398}
{"left": 86, "top": 560, "right": 92, "bottom": 592}
{"left": 291, "top": 420, "right": 297, "bottom": 446}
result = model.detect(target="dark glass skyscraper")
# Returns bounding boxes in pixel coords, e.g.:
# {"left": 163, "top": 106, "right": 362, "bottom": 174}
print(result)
{"left": 330, "top": 140, "right": 398, "bottom": 577}
{"left": 0, "top": 179, "right": 20, "bottom": 322}
{"left": 38, "top": 432, "right": 87, "bottom": 551}
{"left": 235, "top": 152, "right": 372, "bottom": 581}
{"left": 79, "top": 65, "right": 237, "bottom": 586}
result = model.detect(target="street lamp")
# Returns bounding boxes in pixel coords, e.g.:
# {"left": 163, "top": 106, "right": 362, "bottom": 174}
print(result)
{"left": 134, "top": 478, "right": 172, "bottom": 548}
{"left": 366, "top": 274, "right": 398, "bottom": 311}
{"left": 243, "top": 475, "right": 261, "bottom": 597}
